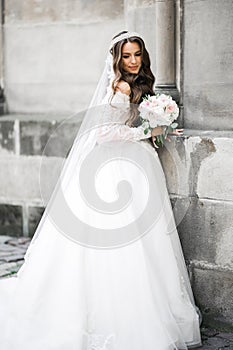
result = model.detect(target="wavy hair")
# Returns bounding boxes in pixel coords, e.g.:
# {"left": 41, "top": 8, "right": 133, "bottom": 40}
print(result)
{"left": 110, "top": 31, "right": 155, "bottom": 127}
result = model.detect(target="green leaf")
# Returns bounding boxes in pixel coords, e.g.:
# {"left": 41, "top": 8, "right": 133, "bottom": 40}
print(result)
{"left": 171, "top": 122, "right": 178, "bottom": 129}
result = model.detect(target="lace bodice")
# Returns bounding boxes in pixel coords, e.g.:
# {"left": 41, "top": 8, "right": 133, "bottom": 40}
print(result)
{"left": 96, "top": 90, "right": 152, "bottom": 145}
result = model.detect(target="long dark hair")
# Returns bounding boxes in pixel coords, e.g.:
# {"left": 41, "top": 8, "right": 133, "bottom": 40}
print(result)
{"left": 110, "top": 31, "right": 155, "bottom": 126}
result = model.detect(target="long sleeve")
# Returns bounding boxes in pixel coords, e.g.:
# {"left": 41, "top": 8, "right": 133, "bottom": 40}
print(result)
{"left": 96, "top": 123, "right": 152, "bottom": 144}
{"left": 97, "top": 90, "right": 152, "bottom": 145}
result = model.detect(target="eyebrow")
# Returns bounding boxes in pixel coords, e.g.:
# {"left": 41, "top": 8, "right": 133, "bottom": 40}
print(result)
{"left": 122, "top": 50, "right": 141, "bottom": 54}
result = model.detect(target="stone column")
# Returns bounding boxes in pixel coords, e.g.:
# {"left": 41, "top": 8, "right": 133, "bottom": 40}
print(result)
{"left": 154, "top": 0, "right": 179, "bottom": 101}
{"left": 124, "top": 0, "right": 179, "bottom": 102}
{"left": 0, "top": 0, "right": 4, "bottom": 114}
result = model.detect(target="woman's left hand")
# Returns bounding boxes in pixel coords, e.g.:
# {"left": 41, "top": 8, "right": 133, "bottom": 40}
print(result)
{"left": 166, "top": 128, "right": 184, "bottom": 142}
{"left": 152, "top": 128, "right": 184, "bottom": 147}
{"left": 169, "top": 128, "right": 184, "bottom": 136}
{"left": 152, "top": 136, "right": 159, "bottom": 148}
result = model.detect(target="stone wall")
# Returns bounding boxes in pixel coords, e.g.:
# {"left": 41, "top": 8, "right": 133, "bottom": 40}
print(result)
{"left": 180, "top": 0, "right": 233, "bottom": 328}
{"left": 158, "top": 131, "right": 233, "bottom": 329}
{"left": 125, "top": 0, "right": 233, "bottom": 329}
{"left": 0, "top": 113, "right": 81, "bottom": 236}
{"left": 0, "top": 0, "right": 4, "bottom": 113}
{"left": 3, "top": 0, "right": 124, "bottom": 113}
{"left": 183, "top": 0, "right": 233, "bottom": 130}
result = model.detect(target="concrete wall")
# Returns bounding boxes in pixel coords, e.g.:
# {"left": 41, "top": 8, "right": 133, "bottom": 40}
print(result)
{"left": 158, "top": 131, "right": 233, "bottom": 329}
{"left": 3, "top": 0, "right": 124, "bottom": 113}
{"left": 0, "top": 0, "right": 4, "bottom": 113}
{"left": 0, "top": 113, "right": 81, "bottom": 236}
{"left": 124, "top": 0, "right": 157, "bottom": 75}
{"left": 124, "top": 0, "right": 233, "bottom": 328}
{"left": 179, "top": 1, "right": 233, "bottom": 326}
{"left": 183, "top": 0, "right": 233, "bottom": 130}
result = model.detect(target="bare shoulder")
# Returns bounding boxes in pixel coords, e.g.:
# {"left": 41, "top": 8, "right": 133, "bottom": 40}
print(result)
{"left": 116, "top": 81, "right": 131, "bottom": 96}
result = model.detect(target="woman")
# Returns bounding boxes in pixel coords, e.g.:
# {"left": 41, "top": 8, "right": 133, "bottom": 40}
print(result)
{"left": 98, "top": 30, "right": 184, "bottom": 146}
{"left": 0, "top": 31, "right": 202, "bottom": 350}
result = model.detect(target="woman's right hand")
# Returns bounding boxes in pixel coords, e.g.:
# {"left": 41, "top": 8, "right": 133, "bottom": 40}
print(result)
{"left": 151, "top": 127, "right": 165, "bottom": 148}
{"left": 151, "top": 126, "right": 165, "bottom": 137}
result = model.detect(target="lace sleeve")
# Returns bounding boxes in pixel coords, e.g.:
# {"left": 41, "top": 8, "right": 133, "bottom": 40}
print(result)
{"left": 96, "top": 123, "right": 152, "bottom": 144}
{"left": 96, "top": 90, "right": 152, "bottom": 144}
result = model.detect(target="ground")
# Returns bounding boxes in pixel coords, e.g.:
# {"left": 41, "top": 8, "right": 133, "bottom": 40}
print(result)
{"left": 0, "top": 235, "right": 232, "bottom": 349}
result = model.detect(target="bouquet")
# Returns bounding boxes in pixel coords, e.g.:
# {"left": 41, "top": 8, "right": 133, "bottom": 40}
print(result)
{"left": 138, "top": 93, "right": 179, "bottom": 148}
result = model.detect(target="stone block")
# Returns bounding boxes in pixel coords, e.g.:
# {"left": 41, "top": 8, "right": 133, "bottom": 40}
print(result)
{"left": 183, "top": 0, "right": 233, "bottom": 130}
{"left": 158, "top": 133, "right": 233, "bottom": 202}
{"left": 20, "top": 119, "right": 81, "bottom": 157}
{"left": 192, "top": 266, "right": 233, "bottom": 329}
{"left": 197, "top": 138, "right": 233, "bottom": 201}
{"left": 5, "top": 0, "right": 124, "bottom": 24}
{"left": 183, "top": 85, "right": 233, "bottom": 131}
{"left": 158, "top": 136, "right": 191, "bottom": 197}
{"left": 172, "top": 197, "right": 233, "bottom": 269}
{"left": 0, "top": 156, "right": 64, "bottom": 203}
{"left": 0, "top": 204, "right": 23, "bottom": 236}
{"left": 28, "top": 206, "right": 45, "bottom": 238}
{"left": 4, "top": 19, "right": 124, "bottom": 113}
{"left": 125, "top": 4, "right": 157, "bottom": 75}
{"left": 0, "top": 235, "right": 12, "bottom": 243}
{"left": 0, "top": 120, "right": 15, "bottom": 155}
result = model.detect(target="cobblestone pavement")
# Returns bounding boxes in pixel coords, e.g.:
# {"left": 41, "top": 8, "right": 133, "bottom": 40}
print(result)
{"left": 0, "top": 235, "right": 31, "bottom": 278}
{"left": 198, "top": 328, "right": 233, "bottom": 349}
{"left": 0, "top": 235, "right": 233, "bottom": 349}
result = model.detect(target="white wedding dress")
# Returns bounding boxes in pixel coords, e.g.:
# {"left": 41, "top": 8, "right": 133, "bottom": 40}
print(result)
{"left": 0, "top": 90, "right": 202, "bottom": 350}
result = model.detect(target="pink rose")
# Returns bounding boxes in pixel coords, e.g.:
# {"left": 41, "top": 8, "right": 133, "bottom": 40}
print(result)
{"left": 166, "top": 105, "right": 175, "bottom": 113}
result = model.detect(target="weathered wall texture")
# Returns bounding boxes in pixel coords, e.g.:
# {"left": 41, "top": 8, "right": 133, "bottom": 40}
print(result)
{"left": 180, "top": 0, "right": 233, "bottom": 328}
{"left": 0, "top": 109, "right": 86, "bottom": 234}
{"left": 158, "top": 132, "right": 233, "bottom": 329}
{"left": 126, "top": 0, "right": 233, "bottom": 329}
{"left": 0, "top": 0, "right": 4, "bottom": 113}
{"left": 0, "top": 0, "right": 232, "bottom": 330}
{"left": 183, "top": 0, "right": 233, "bottom": 130}
{"left": 3, "top": 0, "right": 124, "bottom": 113}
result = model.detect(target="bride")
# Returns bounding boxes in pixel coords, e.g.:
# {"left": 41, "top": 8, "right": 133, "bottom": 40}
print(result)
{"left": 0, "top": 31, "right": 202, "bottom": 350}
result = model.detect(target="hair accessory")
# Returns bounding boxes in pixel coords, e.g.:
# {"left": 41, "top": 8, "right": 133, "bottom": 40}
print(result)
{"left": 109, "top": 31, "right": 142, "bottom": 50}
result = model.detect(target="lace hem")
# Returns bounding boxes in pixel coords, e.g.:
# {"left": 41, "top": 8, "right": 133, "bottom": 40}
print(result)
{"left": 83, "top": 330, "right": 116, "bottom": 350}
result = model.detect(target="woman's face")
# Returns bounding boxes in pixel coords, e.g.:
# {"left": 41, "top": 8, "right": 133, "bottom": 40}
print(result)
{"left": 121, "top": 41, "right": 142, "bottom": 75}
